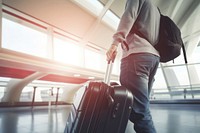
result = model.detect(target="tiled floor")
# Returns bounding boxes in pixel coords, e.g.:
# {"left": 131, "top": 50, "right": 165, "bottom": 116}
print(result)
{"left": 0, "top": 104, "right": 200, "bottom": 133}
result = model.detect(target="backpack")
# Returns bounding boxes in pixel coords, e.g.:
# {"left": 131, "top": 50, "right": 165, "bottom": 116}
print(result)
{"left": 130, "top": 7, "right": 188, "bottom": 63}
{"left": 155, "top": 12, "right": 187, "bottom": 63}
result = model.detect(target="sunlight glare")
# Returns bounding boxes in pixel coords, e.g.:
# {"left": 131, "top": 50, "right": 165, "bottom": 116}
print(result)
{"left": 54, "top": 37, "right": 83, "bottom": 66}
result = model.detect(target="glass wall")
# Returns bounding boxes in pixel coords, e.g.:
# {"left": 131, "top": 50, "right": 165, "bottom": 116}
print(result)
{"left": 2, "top": 18, "right": 48, "bottom": 58}
{"left": 20, "top": 86, "right": 34, "bottom": 102}
{"left": 19, "top": 81, "right": 65, "bottom": 104}
{"left": 0, "top": 87, "right": 5, "bottom": 100}
{"left": 1, "top": 15, "right": 113, "bottom": 72}
{"left": 53, "top": 35, "right": 83, "bottom": 66}
{"left": 152, "top": 45, "right": 200, "bottom": 100}
{"left": 0, "top": 2, "right": 200, "bottom": 104}
{"left": 0, "top": 77, "right": 9, "bottom": 100}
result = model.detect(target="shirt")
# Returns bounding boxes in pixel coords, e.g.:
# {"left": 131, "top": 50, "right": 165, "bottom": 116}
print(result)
{"left": 112, "top": 0, "right": 160, "bottom": 59}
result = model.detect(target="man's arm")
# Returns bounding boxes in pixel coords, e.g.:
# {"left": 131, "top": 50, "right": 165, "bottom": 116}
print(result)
{"left": 112, "top": 0, "right": 139, "bottom": 46}
{"left": 107, "top": 0, "right": 140, "bottom": 60}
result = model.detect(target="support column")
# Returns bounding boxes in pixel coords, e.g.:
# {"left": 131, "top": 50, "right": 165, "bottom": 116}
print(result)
{"left": 1, "top": 72, "right": 47, "bottom": 105}
{"left": 32, "top": 86, "right": 37, "bottom": 106}
{"left": 55, "top": 87, "right": 60, "bottom": 105}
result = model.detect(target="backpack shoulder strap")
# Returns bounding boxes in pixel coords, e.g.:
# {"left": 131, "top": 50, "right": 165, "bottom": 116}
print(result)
{"left": 182, "top": 42, "right": 188, "bottom": 64}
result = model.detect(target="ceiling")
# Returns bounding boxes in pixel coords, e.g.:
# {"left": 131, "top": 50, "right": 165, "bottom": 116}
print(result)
{"left": 1, "top": 0, "right": 200, "bottom": 84}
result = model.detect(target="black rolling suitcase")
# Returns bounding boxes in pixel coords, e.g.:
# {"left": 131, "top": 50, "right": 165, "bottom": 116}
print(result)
{"left": 65, "top": 58, "right": 133, "bottom": 133}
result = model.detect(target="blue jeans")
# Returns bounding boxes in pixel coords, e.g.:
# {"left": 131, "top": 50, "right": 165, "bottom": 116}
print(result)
{"left": 120, "top": 53, "right": 159, "bottom": 133}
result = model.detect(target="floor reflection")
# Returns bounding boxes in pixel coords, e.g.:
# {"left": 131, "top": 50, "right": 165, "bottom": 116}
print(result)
{"left": 0, "top": 104, "right": 200, "bottom": 133}
{"left": 0, "top": 106, "right": 70, "bottom": 133}
{"left": 125, "top": 104, "right": 200, "bottom": 133}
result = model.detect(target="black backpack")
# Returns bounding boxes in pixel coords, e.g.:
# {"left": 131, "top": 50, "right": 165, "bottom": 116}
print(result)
{"left": 155, "top": 12, "right": 187, "bottom": 63}
{"left": 130, "top": 8, "right": 187, "bottom": 63}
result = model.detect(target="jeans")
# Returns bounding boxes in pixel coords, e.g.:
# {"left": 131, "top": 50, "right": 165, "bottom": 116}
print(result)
{"left": 120, "top": 53, "right": 159, "bottom": 133}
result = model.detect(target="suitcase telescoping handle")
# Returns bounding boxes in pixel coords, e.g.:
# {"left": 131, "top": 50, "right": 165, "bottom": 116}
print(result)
{"left": 104, "top": 52, "right": 116, "bottom": 84}
{"left": 104, "top": 52, "right": 116, "bottom": 107}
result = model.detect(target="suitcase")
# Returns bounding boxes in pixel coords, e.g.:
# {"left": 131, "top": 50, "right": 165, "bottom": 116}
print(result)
{"left": 65, "top": 57, "right": 134, "bottom": 133}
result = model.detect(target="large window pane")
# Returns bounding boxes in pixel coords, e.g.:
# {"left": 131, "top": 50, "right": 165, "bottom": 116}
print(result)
{"left": 85, "top": 48, "right": 120, "bottom": 74}
{"left": 191, "top": 44, "right": 200, "bottom": 63}
{"left": 0, "top": 87, "right": 5, "bottom": 100}
{"left": 102, "top": 10, "right": 120, "bottom": 30}
{"left": 73, "top": 0, "right": 103, "bottom": 16}
{"left": 54, "top": 36, "right": 83, "bottom": 66}
{"left": 194, "top": 64, "right": 200, "bottom": 82}
{"left": 153, "top": 68, "right": 167, "bottom": 89}
{"left": 152, "top": 93, "right": 171, "bottom": 100}
{"left": 20, "top": 86, "right": 60, "bottom": 102}
{"left": 0, "top": 77, "right": 10, "bottom": 101}
{"left": 2, "top": 18, "right": 48, "bottom": 58}
{"left": 20, "top": 86, "right": 34, "bottom": 102}
{"left": 37, "top": 87, "right": 52, "bottom": 102}
{"left": 85, "top": 49, "right": 104, "bottom": 71}
{"left": 171, "top": 66, "right": 190, "bottom": 86}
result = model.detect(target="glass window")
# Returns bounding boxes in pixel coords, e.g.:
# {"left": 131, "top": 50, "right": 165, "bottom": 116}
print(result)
{"left": 186, "top": 64, "right": 200, "bottom": 85}
{"left": 194, "top": 64, "right": 200, "bottom": 82}
{"left": 102, "top": 10, "right": 120, "bottom": 30}
{"left": 0, "top": 77, "right": 10, "bottom": 101}
{"left": 85, "top": 49, "right": 104, "bottom": 71}
{"left": 2, "top": 17, "right": 48, "bottom": 58}
{"left": 0, "top": 87, "right": 5, "bottom": 100}
{"left": 153, "top": 68, "right": 167, "bottom": 89}
{"left": 171, "top": 66, "right": 190, "bottom": 86}
{"left": 191, "top": 42, "right": 200, "bottom": 63}
{"left": 153, "top": 94, "right": 171, "bottom": 100}
{"left": 20, "top": 86, "right": 34, "bottom": 102}
{"left": 73, "top": 0, "right": 103, "bottom": 16}
{"left": 53, "top": 36, "right": 83, "bottom": 66}
{"left": 194, "top": 94, "right": 200, "bottom": 99}
{"left": 19, "top": 87, "right": 52, "bottom": 102}
{"left": 28, "top": 80, "right": 65, "bottom": 102}
{"left": 37, "top": 87, "right": 53, "bottom": 102}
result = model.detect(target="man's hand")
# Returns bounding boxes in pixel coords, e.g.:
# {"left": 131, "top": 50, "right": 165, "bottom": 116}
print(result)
{"left": 106, "top": 44, "right": 118, "bottom": 62}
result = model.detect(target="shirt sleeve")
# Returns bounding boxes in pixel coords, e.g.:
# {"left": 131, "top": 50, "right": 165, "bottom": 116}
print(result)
{"left": 112, "top": 0, "right": 140, "bottom": 46}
